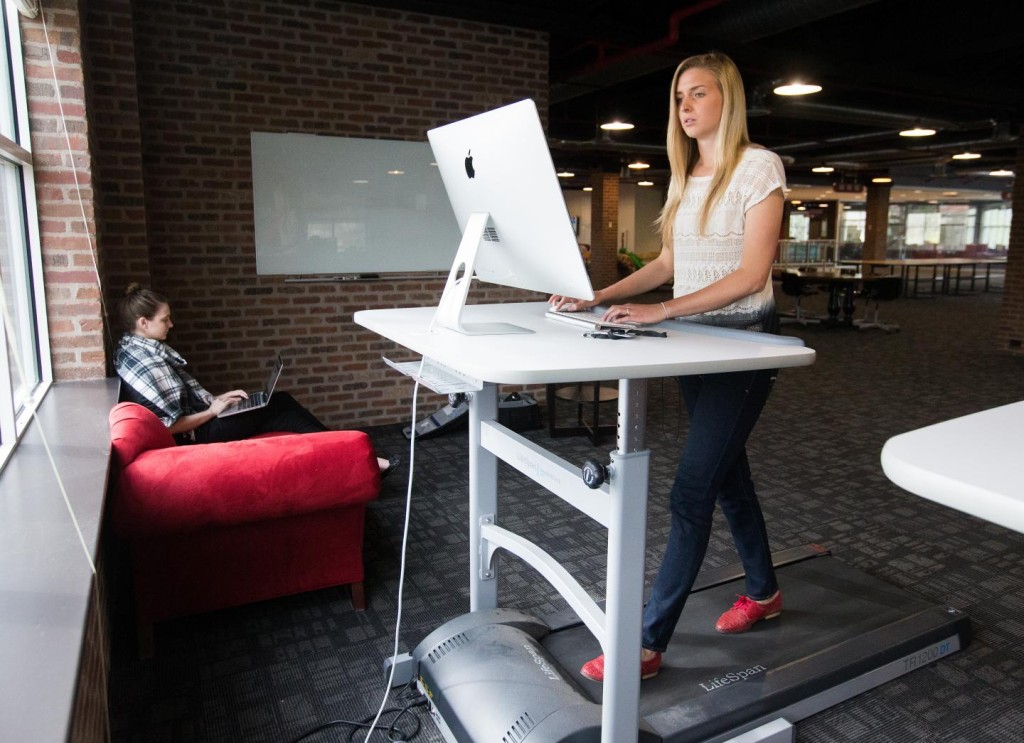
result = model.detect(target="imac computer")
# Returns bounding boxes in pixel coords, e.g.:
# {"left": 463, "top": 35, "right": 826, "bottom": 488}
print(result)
{"left": 427, "top": 99, "right": 594, "bottom": 335}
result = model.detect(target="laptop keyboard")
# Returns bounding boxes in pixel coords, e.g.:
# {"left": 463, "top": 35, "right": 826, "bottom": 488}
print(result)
{"left": 230, "top": 392, "right": 266, "bottom": 412}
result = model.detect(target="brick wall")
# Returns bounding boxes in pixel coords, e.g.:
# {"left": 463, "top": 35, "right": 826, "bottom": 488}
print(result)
{"left": 85, "top": 0, "right": 550, "bottom": 427}
{"left": 997, "top": 144, "right": 1024, "bottom": 355}
{"left": 20, "top": 0, "right": 106, "bottom": 380}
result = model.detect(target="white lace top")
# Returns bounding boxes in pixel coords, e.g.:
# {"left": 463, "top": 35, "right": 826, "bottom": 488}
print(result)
{"left": 673, "top": 147, "right": 786, "bottom": 331}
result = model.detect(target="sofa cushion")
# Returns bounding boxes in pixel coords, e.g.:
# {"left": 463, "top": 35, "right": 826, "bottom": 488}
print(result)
{"left": 109, "top": 404, "right": 381, "bottom": 536}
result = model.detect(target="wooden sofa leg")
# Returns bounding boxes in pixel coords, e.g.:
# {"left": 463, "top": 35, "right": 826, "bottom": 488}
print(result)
{"left": 350, "top": 581, "right": 366, "bottom": 611}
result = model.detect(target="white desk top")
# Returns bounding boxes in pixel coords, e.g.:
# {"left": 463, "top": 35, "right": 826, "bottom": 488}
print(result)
{"left": 355, "top": 301, "right": 815, "bottom": 385}
{"left": 881, "top": 401, "right": 1024, "bottom": 533}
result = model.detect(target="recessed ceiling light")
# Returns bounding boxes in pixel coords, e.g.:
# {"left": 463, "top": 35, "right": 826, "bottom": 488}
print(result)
{"left": 942, "top": 191, "right": 959, "bottom": 196}
{"left": 556, "top": 171, "right": 575, "bottom": 178}
{"left": 386, "top": 169, "right": 405, "bottom": 175}
{"left": 872, "top": 177, "right": 893, "bottom": 184}
{"left": 627, "top": 160, "right": 650, "bottom": 170}
{"left": 811, "top": 165, "right": 834, "bottom": 173}
{"left": 600, "top": 120, "right": 634, "bottom": 131}
{"left": 638, "top": 180, "right": 654, "bottom": 187}
{"left": 582, "top": 186, "right": 593, "bottom": 192}
{"left": 952, "top": 152, "right": 981, "bottom": 160}
{"left": 819, "top": 203, "right": 829, "bottom": 207}
{"left": 790, "top": 199, "right": 802, "bottom": 204}
{"left": 899, "top": 127, "right": 936, "bottom": 137}
{"left": 989, "top": 169, "right": 1014, "bottom": 177}
{"left": 773, "top": 82, "right": 822, "bottom": 96}
{"left": 796, "top": 205, "right": 807, "bottom": 210}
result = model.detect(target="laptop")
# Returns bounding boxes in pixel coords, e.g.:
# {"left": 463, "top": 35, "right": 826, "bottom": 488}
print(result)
{"left": 218, "top": 354, "right": 284, "bottom": 417}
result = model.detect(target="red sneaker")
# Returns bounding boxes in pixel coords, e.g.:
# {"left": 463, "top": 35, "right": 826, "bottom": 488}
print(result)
{"left": 715, "top": 591, "right": 782, "bottom": 634}
{"left": 580, "top": 651, "right": 662, "bottom": 682}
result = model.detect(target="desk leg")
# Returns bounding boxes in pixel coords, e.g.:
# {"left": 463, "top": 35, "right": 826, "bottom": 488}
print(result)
{"left": 826, "top": 286, "right": 841, "bottom": 323}
{"left": 601, "top": 379, "right": 649, "bottom": 743}
{"left": 842, "top": 285, "right": 856, "bottom": 323}
{"left": 468, "top": 383, "right": 499, "bottom": 611}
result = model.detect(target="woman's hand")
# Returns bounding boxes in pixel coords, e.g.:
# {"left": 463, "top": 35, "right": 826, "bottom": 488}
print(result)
{"left": 209, "top": 390, "right": 248, "bottom": 415}
{"left": 601, "top": 302, "right": 665, "bottom": 325}
{"left": 549, "top": 293, "right": 601, "bottom": 313}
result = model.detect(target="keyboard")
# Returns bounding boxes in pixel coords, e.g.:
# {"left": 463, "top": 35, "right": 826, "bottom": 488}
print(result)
{"left": 545, "top": 308, "right": 640, "bottom": 331}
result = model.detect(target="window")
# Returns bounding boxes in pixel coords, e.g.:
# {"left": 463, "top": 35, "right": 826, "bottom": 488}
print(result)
{"left": 0, "top": 1, "right": 51, "bottom": 468}
{"left": 980, "top": 204, "right": 1012, "bottom": 250}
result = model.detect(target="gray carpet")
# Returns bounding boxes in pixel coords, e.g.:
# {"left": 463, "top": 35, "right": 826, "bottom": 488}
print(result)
{"left": 108, "top": 288, "right": 1024, "bottom": 742}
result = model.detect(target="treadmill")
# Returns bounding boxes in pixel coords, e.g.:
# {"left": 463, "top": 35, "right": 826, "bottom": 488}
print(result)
{"left": 411, "top": 543, "right": 968, "bottom": 742}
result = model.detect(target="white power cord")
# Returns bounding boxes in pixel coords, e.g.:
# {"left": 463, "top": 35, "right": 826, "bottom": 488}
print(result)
{"left": 364, "top": 359, "right": 425, "bottom": 739}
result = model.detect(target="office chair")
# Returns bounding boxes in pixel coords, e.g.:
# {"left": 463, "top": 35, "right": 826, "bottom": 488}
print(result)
{"left": 778, "top": 270, "right": 822, "bottom": 326}
{"left": 855, "top": 275, "right": 902, "bottom": 332}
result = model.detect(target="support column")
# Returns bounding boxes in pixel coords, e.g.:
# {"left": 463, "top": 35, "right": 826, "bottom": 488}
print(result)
{"left": 863, "top": 182, "right": 891, "bottom": 260}
{"left": 589, "top": 171, "right": 620, "bottom": 290}
{"left": 997, "top": 144, "right": 1024, "bottom": 355}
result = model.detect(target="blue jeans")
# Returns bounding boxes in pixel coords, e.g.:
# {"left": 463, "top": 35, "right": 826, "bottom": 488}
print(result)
{"left": 641, "top": 368, "right": 777, "bottom": 652}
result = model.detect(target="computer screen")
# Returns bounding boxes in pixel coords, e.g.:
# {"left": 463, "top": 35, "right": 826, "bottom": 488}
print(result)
{"left": 427, "top": 99, "right": 595, "bottom": 334}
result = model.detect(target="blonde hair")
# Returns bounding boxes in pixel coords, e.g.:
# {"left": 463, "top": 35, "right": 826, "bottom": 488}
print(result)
{"left": 656, "top": 51, "right": 752, "bottom": 244}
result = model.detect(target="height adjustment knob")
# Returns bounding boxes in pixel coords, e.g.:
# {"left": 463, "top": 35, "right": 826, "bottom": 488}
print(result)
{"left": 581, "top": 459, "right": 608, "bottom": 489}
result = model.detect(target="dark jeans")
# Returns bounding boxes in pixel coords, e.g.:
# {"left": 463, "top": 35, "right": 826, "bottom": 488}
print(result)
{"left": 193, "top": 391, "right": 329, "bottom": 444}
{"left": 641, "top": 368, "right": 777, "bottom": 652}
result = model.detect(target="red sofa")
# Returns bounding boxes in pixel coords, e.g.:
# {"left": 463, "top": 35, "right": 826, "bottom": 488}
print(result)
{"left": 108, "top": 402, "right": 381, "bottom": 656}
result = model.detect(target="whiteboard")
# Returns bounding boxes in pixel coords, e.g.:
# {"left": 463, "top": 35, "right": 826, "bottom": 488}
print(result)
{"left": 251, "top": 132, "right": 462, "bottom": 275}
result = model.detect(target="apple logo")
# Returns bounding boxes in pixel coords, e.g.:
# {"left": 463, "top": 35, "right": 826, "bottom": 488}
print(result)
{"left": 464, "top": 149, "right": 475, "bottom": 178}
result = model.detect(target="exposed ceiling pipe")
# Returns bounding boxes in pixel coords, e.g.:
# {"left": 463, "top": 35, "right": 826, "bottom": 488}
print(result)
{"left": 687, "top": 0, "right": 881, "bottom": 43}
{"left": 550, "top": 0, "right": 726, "bottom": 102}
{"left": 769, "top": 101, "right": 996, "bottom": 133}
{"left": 796, "top": 135, "right": 1021, "bottom": 168}
{"left": 552, "top": 0, "right": 882, "bottom": 104}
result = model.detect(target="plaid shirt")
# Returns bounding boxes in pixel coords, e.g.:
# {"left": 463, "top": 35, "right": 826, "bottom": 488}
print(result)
{"left": 114, "top": 334, "right": 213, "bottom": 427}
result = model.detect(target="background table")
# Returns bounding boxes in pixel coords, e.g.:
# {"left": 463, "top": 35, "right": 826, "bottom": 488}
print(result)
{"left": 881, "top": 401, "right": 1024, "bottom": 534}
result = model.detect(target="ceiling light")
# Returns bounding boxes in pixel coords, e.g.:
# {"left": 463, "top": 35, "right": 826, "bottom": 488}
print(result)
{"left": 872, "top": 177, "right": 893, "bottom": 184}
{"left": 952, "top": 152, "right": 981, "bottom": 160}
{"left": 899, "top": 127, "right": 936, "bottom": 137}
{"left": 556, "top": 170, "right": 575, "bottom": 178}
{"left": 811, "top": 165, "right": 834, "bottom": 173}
{"left": 790, "top": 200, "right": 802, "bottom": 204}
{"left": 601, "top": 120, "right": 634, "bottom": 131}
{"left": 989, "top": 169, "right": 1014, "bottom": 177}
{"left": 638, "top": 180, "right": 654, "bottom": 187}
{"left": 386, "top": 169, "right": 405, "bottom": 175}
{"left": 627, "top": 160, "right": 650, "bottom": 170}
{"left": 942, "top": 191, "right": 959, "bottom": 196}
{"left": 819, "top": 203, "right": 829, "bottom": 208}
{"left": 582, "top": 186, "right": 593, "bottom": 192}
{"left": 796, "top": 205, "right": 807, "bottom": 210}
{"left": 773, "top": 82, "right": 822, "bottom": 96}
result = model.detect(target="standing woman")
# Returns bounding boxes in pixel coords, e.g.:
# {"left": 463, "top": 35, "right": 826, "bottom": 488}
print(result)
{"left": 115, "top": 284, "right": 391, "bottom": 474}
{"left": 551, "top": 51, "right": 786, "bottom": 681}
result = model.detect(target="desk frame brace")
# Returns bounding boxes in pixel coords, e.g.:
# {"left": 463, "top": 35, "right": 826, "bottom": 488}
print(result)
{"left": 468, "top": 377, "right": 650, "bottom": 743}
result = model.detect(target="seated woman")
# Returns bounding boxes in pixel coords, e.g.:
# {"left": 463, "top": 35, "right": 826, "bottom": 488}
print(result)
{"left": 115, "top": 283, "right": 392, "bottom": 472}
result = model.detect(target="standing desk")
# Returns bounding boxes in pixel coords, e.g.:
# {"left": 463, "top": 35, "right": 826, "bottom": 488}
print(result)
{"left": 357, "top": 302, "right": 970, "bottom": 743}
{"left": 881, "top": 401, "right": 1024, "bottom": 534}
{"left": 356, "top": 301, "right": 815, "bottom": 743}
